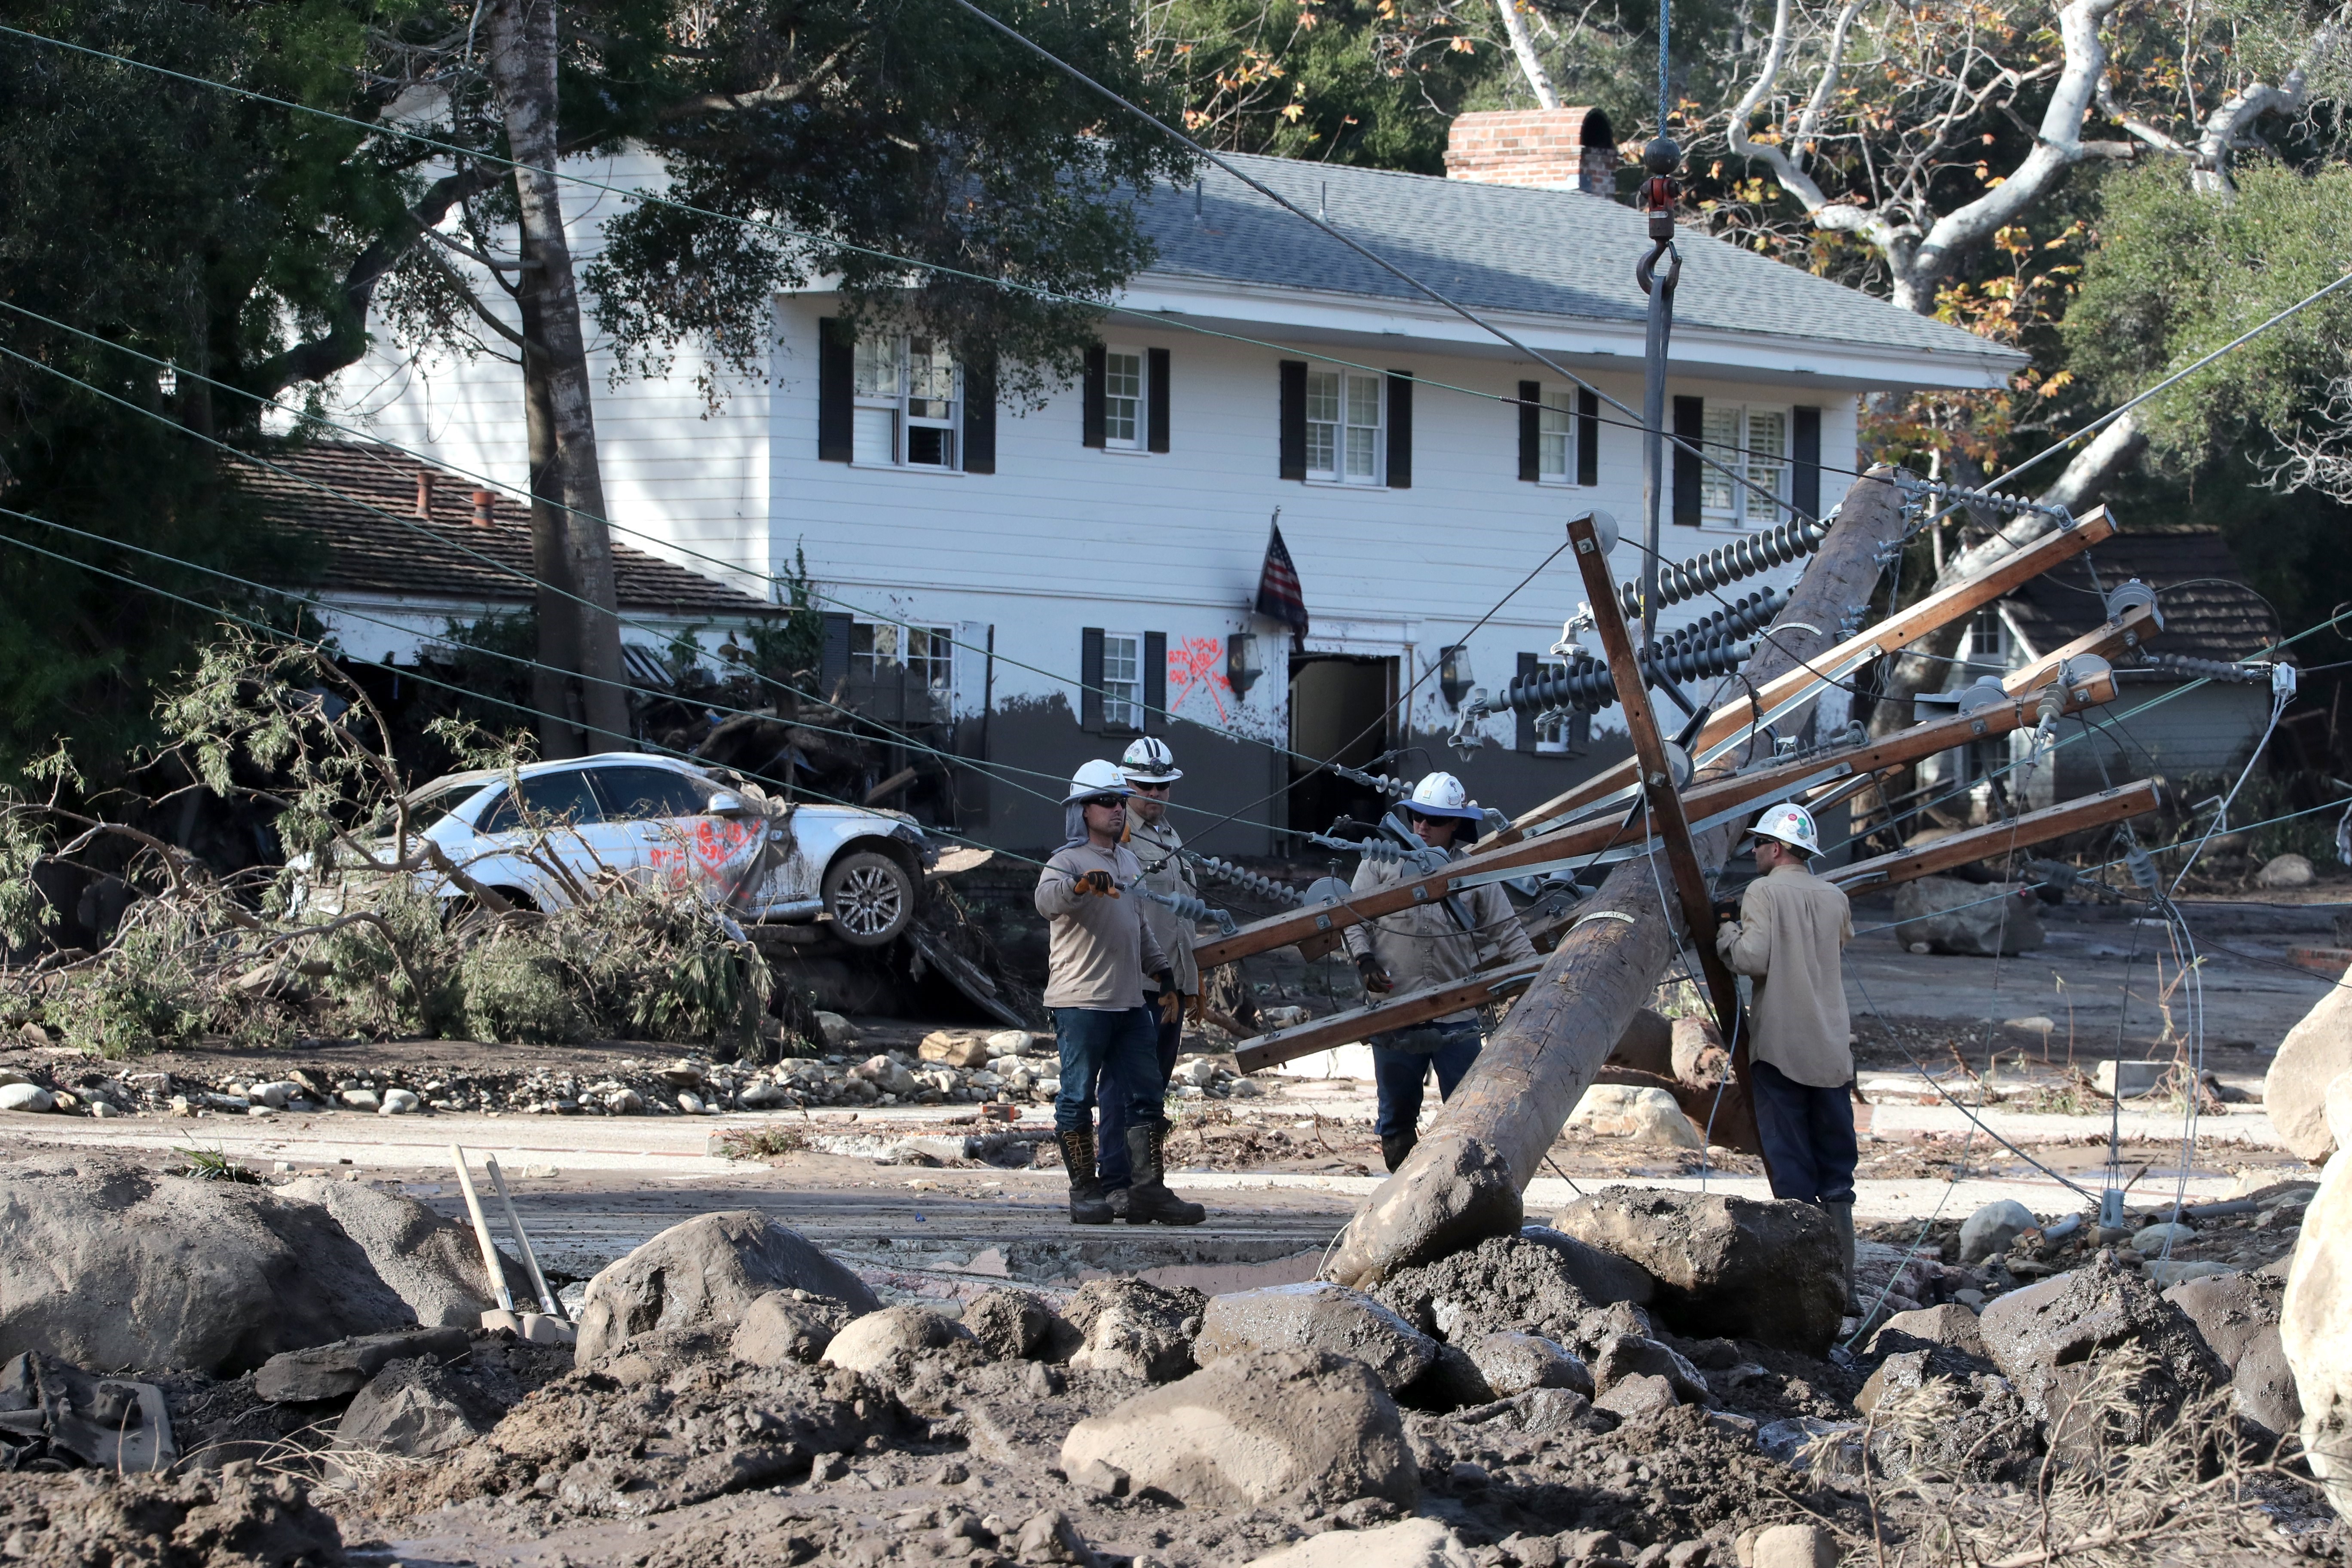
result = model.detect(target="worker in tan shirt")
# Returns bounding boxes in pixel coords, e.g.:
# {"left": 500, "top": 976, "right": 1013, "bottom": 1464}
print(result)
{"left": 1034, "top": 759, "right": 1204, "bottom": 1228}
{"left": 1345, "top": 772, "right": 1538, "bottom": 1172}
{"left": 1715, "top": 801, "right": 1858, "bottom": 1299}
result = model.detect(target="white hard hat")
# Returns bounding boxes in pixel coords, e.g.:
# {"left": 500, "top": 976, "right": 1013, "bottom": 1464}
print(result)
{"left": 1120, "top": 736, "right": 1182, "bottom": 784}
{"left": 1750, "top": 802, "right": 1820, "bottom": 857}
{"left": 1405, "top": 771, "right": 1484, "bottom": 824}
{"left": 1065, "top": 758, "right": 1131, "bottom": 803}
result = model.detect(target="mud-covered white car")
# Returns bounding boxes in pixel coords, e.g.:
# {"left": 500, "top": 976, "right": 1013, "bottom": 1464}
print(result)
{"left": 296, "top": 753, "right": 936, "bottom": 947}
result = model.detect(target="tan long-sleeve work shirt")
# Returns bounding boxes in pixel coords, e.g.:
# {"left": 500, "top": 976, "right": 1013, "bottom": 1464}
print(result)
{"left": 1340, "top": 847, "right": 1537, "bottom": 1026}
{"left": 1123, "top": 815, "right": 1199, "bottom": 998}
{"left": 1715, "top": 861, "right": 1855, "bottom": 1088}
{"left": 1035, "top": 842, "right": 1170, "bottom": 1011}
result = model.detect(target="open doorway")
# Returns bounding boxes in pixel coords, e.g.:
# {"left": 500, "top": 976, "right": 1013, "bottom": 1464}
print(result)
{"left": 1287, "top": 653, "right": 1398, "bottom": 837}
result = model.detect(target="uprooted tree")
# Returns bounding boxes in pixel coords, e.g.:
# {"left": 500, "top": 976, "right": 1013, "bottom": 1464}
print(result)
{"left": 0, "top": 630, "right": 790, "bottom": 1059}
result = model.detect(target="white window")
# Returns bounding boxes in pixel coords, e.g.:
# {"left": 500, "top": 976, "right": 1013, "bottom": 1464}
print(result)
{"left": 1104, "top": 349, "right": 1145, "bottom": 450}
{"left": 852, "top": 335, "right": 960, "bottom": 469}
{"left": 1538, "top": 388, "right": 1576, "bottom": 484}
{"left": 1100, "top": 632, "right": 1142, "bottom": 729}
{"left": 1306, "top": 368, "right": 1383, "bottom": 484}
{"left": 851, "top": 622, "right": 954, "bottom": 692}
{"left": 1698, "top": 405, "right": 1789, "bottom": 524}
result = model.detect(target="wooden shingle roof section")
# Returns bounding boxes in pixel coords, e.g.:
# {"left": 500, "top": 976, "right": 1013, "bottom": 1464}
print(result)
{"left": 2002, "top": 524, "right": 2282, "bottom": 666}
{"left": 238, "top": 442, "right": 773, "bottom": 617}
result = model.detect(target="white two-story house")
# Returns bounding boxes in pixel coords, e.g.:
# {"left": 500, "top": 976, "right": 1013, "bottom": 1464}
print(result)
{"left": 337, "top": 108, "right": 2024, "bottom": 855}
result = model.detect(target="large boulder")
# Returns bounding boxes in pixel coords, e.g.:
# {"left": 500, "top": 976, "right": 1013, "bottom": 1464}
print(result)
{"left": 1463, "top": 1332, "right": 1591, "bottom": 1400}
{"left": 573, "top": 1212, "right": 878, "bottom": 1364}
{"left": 1979, "top": 1253, "right": 2226, "bottom": 1452}
{"left": 1865, "top": 1304, "right": 1992, "bottom": 1363}
{"left": 1566, "top": 1085, "right": 1704, "bottom": 1149}
{"left": 821, "top": 1307, "right": 974, "bottom": 1373}
{"left": 0, "top": 1154, "right": 420, "bottom": 1374}
{"left": 963, "top": 1289, "right": 1065, "bottom": 1362}
{"left": 1245, "top": 1519, "right": 1474, "bottom": 1567}
{"left": 275, "top": 1176, "right": 530, "bottom": 1326}
{"left": 1063, "top": 1278, "right": 1204, "bottom": 1383}
{"left": 1060, "top": 1348, "right": 1417, "bottom": 1510}
{"left": 2285, "top": 1135, "right": 2352, "bottom": 1510}
{"left": 1858, "top": 1353, "right": 2037, "bottom": 1482}
{"left": 730, "top": 1290, "right": 854, "bottom": 1367}
{"left": 1958, "top": 1200, "right": 2037, "bottom": 1266}
{"left": 2267, "top": 987, "right": 2352, "bottom": 1162}
{"left": 1892, "top": 877, "right": 2042, "bottom": 956}
{"left": 1513, "top": 1228, "right": 1657, "bottom": 1307}
{"left": 254, "top": 1327, "right": 471, "bottom": 1402}
{"left": 1193, "top": 1283, "right": 1436, "bottom": 1392}
{"left": 332, "top": 1357, "right": 501, "bottom": 1460}
{"left": 1549, "top": 1188, "right": 1843, "bottom": 1354}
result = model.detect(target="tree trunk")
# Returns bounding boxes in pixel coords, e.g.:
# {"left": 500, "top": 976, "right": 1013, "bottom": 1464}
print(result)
{"left": 484, "top": 0, "right": 633, "bottom": 753}
{"left": 1322, "top": 469, "right": 1915, "bottom": 1289}
{"left": 519, "top": 285, "right": 587, "bottom": 760}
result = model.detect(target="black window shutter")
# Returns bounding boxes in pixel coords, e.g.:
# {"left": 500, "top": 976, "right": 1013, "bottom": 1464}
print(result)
{"left": 1143, "top": 631, "right": 1167, "bottom": 732}
{"left": 1515, "top": 652, "right": 1539, "bottom": 751}
{"left": 1278, "top": 360, "right": 1308, "bottom": 480}
{"left": 1080, "top": 628, "right": 1105, "bottom": 732}
{"left": 1517, "top": 380, "right": 1541, "bottom": 483}
{"left": 1082, "top": 344, "right": 1107, "bottom": 449}
{"left": 962, "top": 348, "right": 996, "bottom": 474}
{"left": 1672, "top": 395, "right": 1704, "bottom": 527}
{"left": 1577, "top": 389, "right": 1601, "bottom": 486}
{"left": 1793, "top": 405, "right": 1822, "bottom": 519}
{"left": 819, "top": 613, "right": 854, "bottom": 692}
{"left": 817, "top": 318, "right": 853, "bottom": 463}
{"left": 1147, "top": 348, "right": 1171, "bottom": 453}
{"left": 1385, "top": 373, "right": 1413, "bottom": 489}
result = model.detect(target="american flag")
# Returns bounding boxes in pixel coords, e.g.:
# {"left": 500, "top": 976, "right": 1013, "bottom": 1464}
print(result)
{"left": 1254, "top": 516, "right": 1310, "bottom": 638}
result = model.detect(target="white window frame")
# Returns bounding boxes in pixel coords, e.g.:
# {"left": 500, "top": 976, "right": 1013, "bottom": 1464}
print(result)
{"left": 1697, "top": 403, "right": 1791, "bottom": 526}
{"left": 1536, "top": 386, "right": 1577, "bottom": 486}
{"left": 851, "top": 334, "right": 963, "bottom": 472}
{"left": 1305, "top": 368, "right": 1385, "bottom": 486}
{"left": 851, "top": 621, "right": 955, "bottom": 694}
{"left": 1100, "top": 631, "right": 1143, "bottom": 731}
{"left": 1102, "top": 346, "right": 1146, "bottom": 452}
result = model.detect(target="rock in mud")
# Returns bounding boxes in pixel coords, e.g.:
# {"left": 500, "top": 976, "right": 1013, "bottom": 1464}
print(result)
{"left": 1060, "top": 1348, "right": 1418, "bottom": 1510}
{"left": 1757, "top": 1417, "right": 1866, "bottom": 1479}
{"left": 729, "top": 1291, "right": 852, "bottom": 1367}
{"left": 1194, "top": 1282, "right": 1437, "bottom": 1392}
{"left": 1864, "top": 1304, "right": 1991, "bottom": 1362}
{"left": 1892, "top": 876, "right": 2041, "bottom": 956}
{"left": 962, "top": 1288, "right": 1063, "bottom": 1362}
{"left": 1373, "top": 1236, "right": 1606, "bottom": 1350}
{"left": 334, "top": 1357, "right": 504, "bottom": 1460}
{"left": 1957, "top": 1199, "right": 2036, "bottom": 1265}
{"left": 1592, "top": 1372, "right": 1680, "bottom": 1422}
{"left": 276, "top": 1176, "right": 535, "bottom": 1328}
{"left": 820, "top": 1306, "right": 975, "bottom": 1373}
{"left": 1063, "top": 1277, "right": 1204, "bottom": 1383}
{"left": 0, "top": 1153, "right": 423, "bottom": 1374}
{"left": 2164, "top": 1271, "right": 2299, "bottom": 1437}
{"left": 1750, "top": 1522, "right": 1841, "bottom": 1568}
{"left": 1245, "top": 1516, "right": 1476, "bottom": 1565}
{"left": 1978, "top": 1253, "right": 2225, "bottom": 1452}
{"left": 1859, "top": 1354, "right": 2039, "bottom": 1482}
{"left": 1463, "top": 1332, "right": 1591, "bottom": 1399}
{"left": 573, "top": 1211, "right": 879, "bottom": 1365}
{"left": 1550, "top": 1188, "right": 1844, "bottom": 1354}
{"left": 0, "top": 1464, "right": 342, "bottom": 1568}
{"left": 1514, "top": 1225, "right": 1657, "bottom": 1307}
{"left": 1395, "top": 1341, "right": 1494, "bottom": 1412}
{"left": 254, "top": 1326, "right": 471, "bottom": 1402}
{"left": 1590, "top": 1333, "right": 1708, "bottom": 1404}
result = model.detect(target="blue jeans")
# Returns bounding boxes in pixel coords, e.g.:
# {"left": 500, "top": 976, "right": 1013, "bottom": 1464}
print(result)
{"left": 1371, "top": 1022, "right": 1483, "bottom": 1142}
{"left": 1752, "top": 1058, "right": 1859, "bottom": 1204}
{"left": 1095, "top": 1009, "right": 1183, "bottom": 1189}
{"left": 1053, "top": 1007, "right": 1165, "bottom": 1143}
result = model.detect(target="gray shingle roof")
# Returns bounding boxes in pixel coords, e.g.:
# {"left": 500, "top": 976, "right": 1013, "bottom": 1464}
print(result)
{"left": 239, "top": 442, "right": 773, "bottom": 618}
{"left": 1131, "top": 154, "right": 2025, "bottom": 371}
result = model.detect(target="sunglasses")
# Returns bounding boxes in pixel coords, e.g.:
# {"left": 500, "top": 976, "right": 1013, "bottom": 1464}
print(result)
{"left": 1079, "top": 795, "right": 1127, "bottom": 809}
{"left": 1129, "top": 781, "right": 1171, "bottom": 794}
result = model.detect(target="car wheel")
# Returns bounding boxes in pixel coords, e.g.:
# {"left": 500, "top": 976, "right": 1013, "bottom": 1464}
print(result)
{"left": 822, "top": 849, "right": 916, "bottom": 948}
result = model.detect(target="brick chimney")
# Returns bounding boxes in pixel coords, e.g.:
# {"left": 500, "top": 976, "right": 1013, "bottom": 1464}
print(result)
{"left": 413, "top": 468, "right": 434, "bottom": 518}
{"left": 1444, "top": 107, "right": 1617, "bottom": 196}
{"left": 471, "top": 489, "right": 495, "bottom": 527}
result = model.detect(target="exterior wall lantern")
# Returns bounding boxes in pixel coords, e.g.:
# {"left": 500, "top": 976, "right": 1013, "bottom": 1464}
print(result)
{"left": 1438, "top": 643, "right": 1475, "bottom": 709}
{"left": 1227, "top": 629, "right": 1266, "bottom": 699}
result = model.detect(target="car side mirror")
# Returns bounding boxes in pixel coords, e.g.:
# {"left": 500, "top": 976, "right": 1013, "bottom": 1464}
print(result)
{"left": 707, "top": 792, "right": 749, "bottom": 815}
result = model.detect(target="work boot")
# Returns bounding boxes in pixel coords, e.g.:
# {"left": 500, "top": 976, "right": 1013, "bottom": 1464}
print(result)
{"left": 1825, "top": 1200, "right": 1859, "bottom": 1312}
{"left": 1058, "top": 1129, "right": 1113, "bottom": 1225}
{"left": 1380, "top": 1132, "right": 1418, "bottom": 1173}
{"left": 1115, "top": 1123, "right": 1205, "bottom": 1225}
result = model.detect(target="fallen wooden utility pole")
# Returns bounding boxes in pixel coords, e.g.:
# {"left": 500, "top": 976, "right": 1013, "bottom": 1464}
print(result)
{"left": 1194, "top": 668, "right": 2122, "bottom": 973}
{"left": 1504, "top": 504, "right": 2117, "bottom": 839}
{"left": 1321, "top": 467, "right": 1920, "bottom": 1287}
{"left": 1231, "top": 773, "right": 2157, "bottom": 1076}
